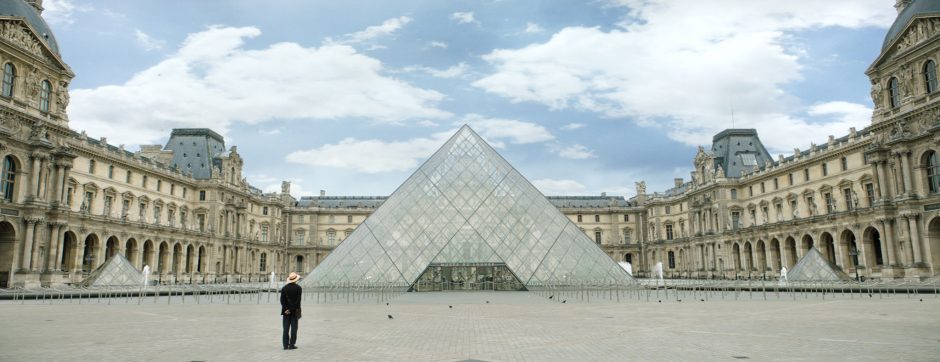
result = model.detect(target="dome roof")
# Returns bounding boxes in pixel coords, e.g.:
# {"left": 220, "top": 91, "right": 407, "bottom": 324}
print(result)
{"left": 882, "top": 0, "right": 940, "bottom": 51}
{"left": 0, "top": 0, "right": 59, "bottom": 55}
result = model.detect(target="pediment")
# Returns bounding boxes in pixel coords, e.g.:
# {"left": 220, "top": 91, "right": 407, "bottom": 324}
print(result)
{"left": 0, "top": 18, "right": 71, "bottom": 74}
{"left": 872, "top": 17, "right": 940, "bottom": 69}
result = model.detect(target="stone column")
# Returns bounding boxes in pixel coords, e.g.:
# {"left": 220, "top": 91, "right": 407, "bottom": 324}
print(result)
{"left": 50, "top": 224, "right": 65, "bottom": 271}
{"left": 899, "top": 152, "right": 912, "bottom": 196}
{"left": 29, "top": 220, "right": 43, "bottom": 271}
{"left": 36, "top": 158, "right": 46, "bottom": 201}
{"left": 780, "top": 242, "right": 790, "bottom": 268}
{"left": 58, "top": 166, "right": 70, "bottom": 204}
{"left": 908, "top": 215, "right": 923, "bottom": 264}
{"left": 48, "top": 164, "right": 59, "bottom": 203}
{"left": 27, "top": 156, "right": 40, "bottom": 199}
{"left": 880, "top": 219, "right": 895, "bottom": 266}
{"left": 874, "top": 161, "right": 886, "bottom": 200}
{"left": 20, "top": 218, "right": 37, "bottom": 270}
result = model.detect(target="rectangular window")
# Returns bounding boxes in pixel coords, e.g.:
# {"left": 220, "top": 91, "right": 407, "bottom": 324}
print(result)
{"left": 121, "top": 199, "right": 129, "bottom": 218}
{"left": 594, "top": 231, "right": 602, "bottom": 244}
{"left": 88, "top": 160, "right": 96, "bottom": 174}
{"left": 263, "top": 206, "right": 269, "bottom": 215}
{"left": 199, "top": 190, "right": 206, "bottom": 201}
{"left": 824, "top": 193, "right": 835, "bottom": 213}
{"left": 760, "top": 182, "right": 765, "bottom": 193}
{"left": 665, "top": 225, "right": 673, "bottom": 240}
{"left": 295, "top": 230, "right": 305, "bottom": 245}
{"left": 730, "top": 189, "right": 737, "bottom": 199}
{"left": 790, "top": 200, "right": 798, "bottom": 218}
{"left": 182, "top": 188, "right": 187, "bottom": 198}
{"left": 807, "top": 196, "right": 816, "bottom": 215}
{"left": 156, "top": 180, "right": 162, "bottom": 192}
{"left": 66, "top": 187, "right": 73, "bottom": 206}
{"left": 327, "top": 231, "right": 336, "bottom": 245}
{"left": 841, "top": 157, "right": 848, "bottom": 171}
{"left": 153, "top": 206, "right": 161, "bottom": 224}
{"left": 731, "top": 212, "right": 740, "bottom": 230}
{"left": 775, "top": 203, "right": 783, "bottom": 222}
{"left": 180, "top": 211, "right": 186, "bottom": 228}
{"left": 623, "top": 214, "right": 629, "bottom": 222}
{"left": 167, "top": 209, "right": 175, "bottom": 227}
{"left": 103, "top": 195, "right": 113, "bottom": 217}
{"left": 664, "top": 206, "right": 671, "bottom": 215}
{"left": 260, "top": 225, "right": 268, "bottom": 241}
{"left": 762, "top": 206, "right": 769, "bottom": 223}
{"left": 749, "top": 209, "right": 757, "bottom": 225}
{"left": 108, "top": 165, "right": 114, "bottom": 179}
{"left": 126, "top": 171, "right": 132, "bottom": 183}
{"left": 170, "top": 184, "right": 175, "bottom": 196}
{"left": 822, "top": 163, "right": 828, "bottom": 176}
{"left": 804, "top": 168, "right": 810, "bottom": 181}
{"left": 347, "top": 215, "right": 353, "bottom": 223}
{"left": 142, "top": 175, "right": 148, "bottom": 188}
{"left": 197, "top": 214, "right": 206, "bottom": 232}
{"left": 788, "top": 173, "right": 794, "bottom": 186}
{"left": 594, "top": 214, "right": 600, "bottom": 222}
{"left": 577, "top": 214, "right": 582, "bottom": 222}
{"left": 865, "top": 183, "right": 875, "bottom": 207}
{"left": 773, "top": 178, "right": 779, "bottom": 190}
{"left": 138, "top": 203, "right": 146, "bottom": 219}
{"left": 748, "top": 186, "right": 753, "bottom": 197}
{"left": 843, "top": 188, "right": 854, "bottom": 211}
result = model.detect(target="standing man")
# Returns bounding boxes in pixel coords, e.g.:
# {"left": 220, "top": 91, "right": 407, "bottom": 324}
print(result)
{"left": 280, "top": 272, "right": 302, "bottom": 350}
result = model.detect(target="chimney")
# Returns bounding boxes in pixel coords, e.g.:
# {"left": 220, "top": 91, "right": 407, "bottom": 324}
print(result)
{"left": 319, "top": 190, "right": 326, "bottom": 197}
{"left": 674, "top": 178, "right": 683, "bottom": 188}
{"left": 26, "top": 0, "right": 43, "bottom": 14}
{"left": 600, "top": 192, "right": 607, "bottom": 197}
{"left": 895, "top": 0, "right": 912, "bottom": 14}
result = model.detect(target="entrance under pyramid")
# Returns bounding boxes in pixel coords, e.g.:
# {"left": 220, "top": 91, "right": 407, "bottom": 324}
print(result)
{"left": 300, "top": 125, "right": 634, "bottom": 291}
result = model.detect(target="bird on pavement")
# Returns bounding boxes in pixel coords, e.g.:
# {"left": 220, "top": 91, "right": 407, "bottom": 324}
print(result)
{"left": 485, "top": 301, "right": 489, "bottom": 304}
{"left": 562, "top": 300, "right": 567, "bottom": 304}
{"left": 387, "top": 315, "right": 393, "bottom": 320}
{"left": 549, "top": 295, "right": 554, "bottom": 300}
{"left": 449, "top": 305, "right": 453, "bottom": 309}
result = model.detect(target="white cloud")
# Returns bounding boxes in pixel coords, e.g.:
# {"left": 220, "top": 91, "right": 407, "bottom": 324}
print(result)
{"left": 451, "top": 12, "right": 478, "bottom": 25}
{"left": 428, "top": 41, "right": 448, "bottom": 49}
{"left": 525, "top": 22, "right": 544, "bottom": 33}
{"left": 417, "top": 120, "right": 439, "bottom": 127}
{"left": 134, "top": 29, "right": 165, "bottom": 51}
{"left": 42, "top": 0, "right": 86, "bottom": 26}
{"left": 531, "top": 179, "right": 586, "bottom": 194}
{"left": 69, "top": 26, "right": 450, "bottom": 146}
{"left": 473, "top": 0, "right": 894, "bottom": 150}
{"left": 406, "top": 62, "right": 470, "bottom": 79}
{"left": 258, "top": 127, "right": 282, "bottom": 135}
{"left": 286, "top": 117, "right": 553, "bottom": 173}
{"left": 286, "top": 132, "right": 452, "bottom": 173}
{"left": 807, "top": 101, "right": 872, "bottom": 124}
{"left": 557, "top": 144, "right": 596, "bottom": 159}
{"left": 339, "top": 16, "right": 412, "bottom": 44}
{"left": 459, "top": 114, "right": 555, "bottom": 145}
{"left": 561, "top": 123, "right": 585, "bottom": 130}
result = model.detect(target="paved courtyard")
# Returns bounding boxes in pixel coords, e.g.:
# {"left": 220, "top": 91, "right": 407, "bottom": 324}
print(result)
{"left": 0, "top": 291, "right": 938, "bottom": 361}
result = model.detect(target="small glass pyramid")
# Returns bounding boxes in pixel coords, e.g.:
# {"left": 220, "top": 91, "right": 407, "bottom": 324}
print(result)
{"left": 300, "top": 125, "right": 634, "bottom": 291}
{"left": 79, "top": 253, "right": 143, "bottom": 287}
{"left": 785, "top": 247, "right": 850, "bottom": 282}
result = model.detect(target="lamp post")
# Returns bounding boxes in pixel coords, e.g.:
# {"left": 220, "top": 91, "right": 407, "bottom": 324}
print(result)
{"left": 849, "top": 246, "right": 860, "bottom": 282}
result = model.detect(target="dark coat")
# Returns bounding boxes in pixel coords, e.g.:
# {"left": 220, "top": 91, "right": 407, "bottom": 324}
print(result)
{"left": 280, "top": 282, "right": 302, "bottom": 316}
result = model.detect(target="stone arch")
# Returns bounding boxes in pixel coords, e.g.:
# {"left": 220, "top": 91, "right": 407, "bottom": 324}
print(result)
{"left": 81, "top": 233, "right": 100, "bottom": 272}
{"left": 801, "top": 234, "right": 815, "bottom": 255}
{"left": 820, "top": 232, "right": 837, "bottom": 266}
{"left": 756, "top": 240, "right": 767, "bottom": 275}
{"left": 0, "top": 221, "right": 16, "bottom": 287}
{"left": 157, "top": 241, "right": 169, "bottom": 274}
{"left": 784, "top": 236, "right": 797, "bottom": 268}
{"left": 60, "top": 230, "right": 77, "bottom": 272}
{"left": 185, "top": 244, "right": 195, "bottom": 273}
{"left": 623, "top": 252, "right": 633, "bottom": 264}
{"left": 105, "top": 235, "right": 119, "bottom": 261}
{"left": 172, "top": 242, "right": 183, "bottom": 274}
{"left": 142, "top": 240, "right": 155, "bottom": 270}
{"left": 926, "top": 217, "right": 940, "bottom": 275}
{"left": 769, "top": 238, "right": 781, "bottom": 273}
{"left": 863, "top": 226, "right": 884, "bottom": 267}
{"left": 732, "top": 242, "right": 742, "bottom": 273}
{"left": 197, "top": 245, "right": 206, "bottom": 273}
{"left": 841, "top": 229, "right": 859, "bottom": 272}
{"left": 125, "top": 238, "right": 139, "bottom": 268}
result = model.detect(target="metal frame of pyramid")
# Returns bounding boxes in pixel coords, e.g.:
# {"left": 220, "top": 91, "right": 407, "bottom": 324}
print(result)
{"left": 300, "top": 125, "right": 634, "bottom": 291}
{"left": 786, "top": 247, "right": 850, "bottom": 282}
{"left": 79, "top": 253, "right": 143, "bottom": 287}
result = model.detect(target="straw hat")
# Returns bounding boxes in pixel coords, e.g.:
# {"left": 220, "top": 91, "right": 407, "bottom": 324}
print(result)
{"left": 287, "top": 272, "right": 300, "bottom": 283}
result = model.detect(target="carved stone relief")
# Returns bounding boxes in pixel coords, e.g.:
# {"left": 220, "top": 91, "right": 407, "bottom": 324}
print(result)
{"left": 896, "top": 18, "right": 940, "bottom": 53}
{"left": 0, "top": 21, "right": 45, "bottom": 60}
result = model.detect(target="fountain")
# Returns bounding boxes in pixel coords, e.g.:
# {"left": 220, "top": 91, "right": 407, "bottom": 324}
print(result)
{"left": 618, "top": 261, "right": 633, "bottom": 276}
{"left": 653, "top": 262, "right": 664, "bottom": 284}
{"left": 142, "top": 265, "right": 150, "bottom": 287}
{"left": 779, "top": 266, "right": 788, "bottom": 285}
{"left": 269, "top": 271, "right": 277, "bottom": 289}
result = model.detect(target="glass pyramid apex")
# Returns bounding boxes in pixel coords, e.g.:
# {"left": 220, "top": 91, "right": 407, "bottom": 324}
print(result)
{"left": 786, "top": 247, "right": 850, "bottom": 282}
{"left": 300, "top": 125, "right": 634, "bottom": 290}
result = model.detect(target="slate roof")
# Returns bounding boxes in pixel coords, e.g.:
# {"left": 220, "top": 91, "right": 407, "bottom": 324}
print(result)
{"left": 710, "top": 129, "right": 774, "bottom": 178}
{"left": 163, "top": 129, "right": 226, "bottom": 180}
{"left": 883, "top": 0, "right": 940, "bottom": 51}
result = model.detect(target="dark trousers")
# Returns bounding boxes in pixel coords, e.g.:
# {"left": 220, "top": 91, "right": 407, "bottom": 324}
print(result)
{"left": 282, "top": 314, "right": 298, "bottom": 347}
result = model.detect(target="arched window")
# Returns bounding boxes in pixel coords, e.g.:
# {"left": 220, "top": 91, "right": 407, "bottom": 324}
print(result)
{"left": 889, "top": 77, "right": 900, "bottom": 107}
{"left": 668, "top": 251, "right": 676, "bottom": 269}
{"left": 39, "top": 80, "right": 51, "bottom": 112}
{"left": 925, "top": 60, "right": 938, "bottom": 94}
{"left": 927, "top": 151, "right": 940, "bottom": 194}
{"left": 2, "top": 63, "right": 15, "bottom": 98}
{"left": 259, "top": 252, "right": 267, "bottom": 272}
{"left": 1, "top": 156, "right": 15, "bottom": 201}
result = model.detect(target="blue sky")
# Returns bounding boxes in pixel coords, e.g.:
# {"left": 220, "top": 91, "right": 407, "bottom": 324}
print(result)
{"left": 42, "top": 0, "right": 897, "bottom": 197}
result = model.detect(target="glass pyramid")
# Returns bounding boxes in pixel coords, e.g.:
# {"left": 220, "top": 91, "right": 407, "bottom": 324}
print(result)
{"left": 300, "top": 125, "right": 634, "bottom": 291}
{"left": 785, "top": 247, "right": 850, "bottom": 282}
{"left": 79, "top": 253, "right": 143, "bottom": 287}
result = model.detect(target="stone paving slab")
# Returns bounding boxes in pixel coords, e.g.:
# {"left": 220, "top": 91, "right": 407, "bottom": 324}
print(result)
{"left": 0, "top": 292, "right": 938, "bottom": 361}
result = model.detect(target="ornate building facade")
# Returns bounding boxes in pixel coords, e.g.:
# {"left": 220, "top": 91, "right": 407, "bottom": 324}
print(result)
{"left": 0, "top": 0, "right": 938, "bottom": 287}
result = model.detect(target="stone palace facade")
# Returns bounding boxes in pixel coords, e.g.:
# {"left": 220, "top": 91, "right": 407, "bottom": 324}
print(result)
{"left": 1, "top": 0, "right": 938, "bottom": 287}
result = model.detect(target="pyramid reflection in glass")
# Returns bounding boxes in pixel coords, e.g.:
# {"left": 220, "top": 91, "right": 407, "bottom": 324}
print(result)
{"left": 786, "top": 247, "right": 850, "bottom": 282}
{"left": 300, "top": 126, "right": 634, "bottom": 291}
{"left": 79, "top": 253, "right": 143, "bottom": 287}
